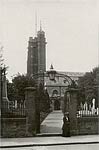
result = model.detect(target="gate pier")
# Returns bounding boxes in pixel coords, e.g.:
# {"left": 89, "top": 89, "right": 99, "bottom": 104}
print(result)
{"left": 64, "top": 88, "right": 78, "bottom": 135}
{"left": 25, "top": 87, "right": 40, "bottom": 136}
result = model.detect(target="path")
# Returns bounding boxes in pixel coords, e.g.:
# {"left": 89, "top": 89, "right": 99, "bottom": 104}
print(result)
{"left": 40, "top": 110, "right": 64, "bottom": 134}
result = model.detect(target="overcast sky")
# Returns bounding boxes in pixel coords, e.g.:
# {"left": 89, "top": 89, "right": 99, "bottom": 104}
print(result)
{"left": 0, "top": 0, "right": 99, "bottom": 81}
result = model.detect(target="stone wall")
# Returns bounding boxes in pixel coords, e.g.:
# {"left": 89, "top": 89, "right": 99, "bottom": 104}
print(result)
{"left": 1, "top": 86, "right": 39, "bottom": 138}
{"left": 63, "top": 88, "right": 99, "bottom": 136}
{"left": 77, "top": 117, "right": 99, "bottom": 135}
{"left": 1, "top": 117, "right": 27, "bottom": 137}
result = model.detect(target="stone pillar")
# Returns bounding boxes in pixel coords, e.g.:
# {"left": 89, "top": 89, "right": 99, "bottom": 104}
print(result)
{"left": 0, "top": 68, "right": 1, "bottom": 112}
{"left": 0, "top": 68, "right": 2, "bottom": 137}
{"left": 35, "top": 90, "right": 40, "bottom": 133}
{"left": 65, "top": 88, "right": 78, "bottom": 135}
{"left": 25, "top": 87, "right": 37, "bottom": 136}
{"left": 2, "top": 74, "right": 9, "bottom": 110}
{"left": 63, "top": 92, "right": 67, "bottom": 114}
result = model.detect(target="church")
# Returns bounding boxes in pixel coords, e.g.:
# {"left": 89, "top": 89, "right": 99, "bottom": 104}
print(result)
{"left": 27, "top": 26, "right": 84, "bottom": 110}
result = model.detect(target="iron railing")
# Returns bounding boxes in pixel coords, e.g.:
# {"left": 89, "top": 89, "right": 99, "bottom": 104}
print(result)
{"left": 1, "top": 100, "right": 26, "bottom": 118}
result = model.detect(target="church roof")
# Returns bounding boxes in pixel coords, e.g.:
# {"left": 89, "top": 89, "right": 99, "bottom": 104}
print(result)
{"left": 58, "top": 71, "right": 85, "bottom": 77}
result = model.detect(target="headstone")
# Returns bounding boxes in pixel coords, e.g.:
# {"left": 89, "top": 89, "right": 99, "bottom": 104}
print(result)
{"left": 96, "top": 108, "right": 99, "bottom": 115}
{"left": 92, "top": 98, "right": 95, "bottom": 110}
{"left": 14, "top": 100, "right": 17, "bottom": 109}
{"left": 92, "top": 98, "right": 96, "bottom": 115}
{"left": 85, "top": 102, "right": 88, "bottom": 115}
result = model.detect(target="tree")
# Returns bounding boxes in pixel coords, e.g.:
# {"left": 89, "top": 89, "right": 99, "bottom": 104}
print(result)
{"left": 38, "top": 83, "right": 50, "bottom": 112}
{"left": 78, "top": 67, "right": 99, "bottom": 108}
{"left": 7, "top": 74, "right": 36, "bottom": 102}
{"left": 44, "top": 89, "right": 50, "bottom": 111}
{"left": 7, "top": 81, "right": 16, "bottom": 101}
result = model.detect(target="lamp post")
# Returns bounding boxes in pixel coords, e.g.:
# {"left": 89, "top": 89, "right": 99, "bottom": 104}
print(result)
{"left": 46, "top": 65, "right": 75, "bottom": 86}
{"left": 47, "top": 64, "right": 56, "bottom": 81}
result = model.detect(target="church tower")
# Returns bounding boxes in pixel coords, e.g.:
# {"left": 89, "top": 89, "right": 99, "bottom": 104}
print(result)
{"left": 27, "top": 37, "right": 38, "bottom": 76}
{"left": 27, "top": 24, "right": 46, "bottom": 77}
{"left": 37, "top": 25, "right": 46, "bottom": 74}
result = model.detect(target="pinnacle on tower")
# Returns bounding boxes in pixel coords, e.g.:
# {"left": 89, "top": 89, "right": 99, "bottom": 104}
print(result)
{"left": 35, "top": 12, "right": 37, "bottom": 37}
{"left": 40, "top": 20, "right": 42, "bottom": 31}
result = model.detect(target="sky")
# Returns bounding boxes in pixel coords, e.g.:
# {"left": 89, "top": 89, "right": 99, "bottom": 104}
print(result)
{"left": 0, "top": 0, "right": 99, "bottom": 81}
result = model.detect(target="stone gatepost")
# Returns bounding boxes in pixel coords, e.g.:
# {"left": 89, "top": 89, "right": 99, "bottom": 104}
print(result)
{"left": 25, "top": 87, "right": 37, "bottom": 136}
{"left": 64, "top": 88, "right": 78, "bottom": 135}
{"left": 35, "top": 90, "right": 40, "bottom": 134}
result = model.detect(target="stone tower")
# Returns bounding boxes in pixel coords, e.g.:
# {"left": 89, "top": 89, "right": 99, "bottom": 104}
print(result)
{"left": 37, "top": 27, "right": 46, "bottom": 74}
{"left": 27, "top": 37, "right": 38, "bottom": 76}
{"left": 27, "top": 25, "right": 46, "bottom": 77}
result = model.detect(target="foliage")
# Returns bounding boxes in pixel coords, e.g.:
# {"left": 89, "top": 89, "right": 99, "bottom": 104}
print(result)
{"left": 7, "top": 74, "right": 50, "bottom": 112}
{"left": 7, "top": 81, "right": 16, "bottom": 101}
{"left": 38, "top": 83, "right": 50, "bottom": 112}
{"left": 68, "top": 80, "right": 78, "bottom": 88}
{"left": 7, "top": 74, "right": 36, "bottom": 102}
{"left": 78, "top": 67, "right": 99, "bottom": 107}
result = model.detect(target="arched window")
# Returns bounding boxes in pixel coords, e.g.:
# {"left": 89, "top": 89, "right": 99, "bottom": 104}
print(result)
{"left": 52, "top": 90, "right": 58, "bottom": 97}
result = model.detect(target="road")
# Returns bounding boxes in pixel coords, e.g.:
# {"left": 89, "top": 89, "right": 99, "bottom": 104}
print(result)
{"left": 1, "top": 144, "right": 99, "bottom": 150}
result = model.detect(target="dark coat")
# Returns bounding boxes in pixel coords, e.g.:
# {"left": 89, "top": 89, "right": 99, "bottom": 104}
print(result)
{"left": 62, "top": 116, "right": 70, "bottom": 137}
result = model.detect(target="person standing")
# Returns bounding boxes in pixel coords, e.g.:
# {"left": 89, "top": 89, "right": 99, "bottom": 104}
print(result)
{"left": 62, "top": 112, "right": 70, "bottom": 137}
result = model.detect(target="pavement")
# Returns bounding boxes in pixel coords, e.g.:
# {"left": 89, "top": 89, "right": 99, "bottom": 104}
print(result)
{"left": 0, "top": 135, "right": 99, "bottom": 148}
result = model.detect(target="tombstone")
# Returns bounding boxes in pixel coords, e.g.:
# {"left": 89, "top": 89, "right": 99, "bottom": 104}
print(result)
{"left": 80, "top": 102, "right": 83, "bottom": 110}
{"left": 89, "top": 104, "right": 92, "bottom": 110}
{"left": 89, "top": 104, "right": 92, "bottom": 115}
{"left": 92, "top": 98, "right": 96, "bottom": 115}
{"left": 92, "top": 98, "right": 95, "bottom": 109}
{"left": 80, "top": 102, "right": 83, "bottom": 115}
{"left": 84, "top": 102, "right": 88, "bottom": 115}
{"left": 96, "top": 108, "right": 99, "bottom": 115}
{"left": 14, "top": 100, "right": 17, "bottom": 109}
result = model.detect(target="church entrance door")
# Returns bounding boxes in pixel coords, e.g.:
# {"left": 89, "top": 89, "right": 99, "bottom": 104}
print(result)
{"left": 54, "top": 99, "right": 60, "bottom": 110}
